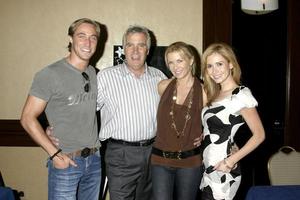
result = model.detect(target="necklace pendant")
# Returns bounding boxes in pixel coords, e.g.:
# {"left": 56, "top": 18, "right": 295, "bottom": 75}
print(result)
{"left": 185, "top": 114, "right": 191, "bottom": 121}
{"left": 171, "top": 122, "right": 176, "bottom": 129}
{"left": 169, "top": 111, "right": 173, "bottom": 115}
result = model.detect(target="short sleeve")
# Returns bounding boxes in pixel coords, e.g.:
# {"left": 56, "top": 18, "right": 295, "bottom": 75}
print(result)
{"left": 29, "top": 68, "right": 55, "bottom": 102}
{"left": 230, "top": 86, "right": 258, "bottom": 114}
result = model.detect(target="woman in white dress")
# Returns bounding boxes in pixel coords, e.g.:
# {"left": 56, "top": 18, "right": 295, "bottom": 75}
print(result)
{"left": 200, "top": 43, "right": 265, "bottom": 200}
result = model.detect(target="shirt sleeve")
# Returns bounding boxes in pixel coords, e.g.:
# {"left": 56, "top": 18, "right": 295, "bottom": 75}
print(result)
{"left": 29, "top": 68, "right": 55, "bottom": 102}
{"left": 231, "top": 86, "right": 258, "bottom": 114}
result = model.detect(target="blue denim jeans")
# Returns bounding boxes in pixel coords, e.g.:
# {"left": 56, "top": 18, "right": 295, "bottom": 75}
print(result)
{"left": 47, "top": 150, "right": 101, "bottom": 200}
{"left": 151, "top": 164, "right": 203, "bottom": 200}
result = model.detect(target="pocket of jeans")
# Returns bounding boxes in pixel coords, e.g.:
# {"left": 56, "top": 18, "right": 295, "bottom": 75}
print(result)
{"left": 94, "top": 149, "right": 100, "bottom": 157}
{"left": 47, "top": 159, "right": 73, "bottom": 171}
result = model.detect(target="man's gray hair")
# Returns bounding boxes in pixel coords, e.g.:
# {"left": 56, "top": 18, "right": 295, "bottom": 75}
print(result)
{"left": 122, "top": 25, "right": 151, "bottom": 49}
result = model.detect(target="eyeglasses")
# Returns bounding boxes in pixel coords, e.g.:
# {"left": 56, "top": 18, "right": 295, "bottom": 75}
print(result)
{"left": 82, "top": 72, "right": 90, "bottom": 93}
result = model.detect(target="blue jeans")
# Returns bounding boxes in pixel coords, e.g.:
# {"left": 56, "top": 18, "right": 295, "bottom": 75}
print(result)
{"left": 152, "top": 164, "right": 203, "bottom": 200}
{"left": 47, "top": 150, "right": 101, "bottom": 200}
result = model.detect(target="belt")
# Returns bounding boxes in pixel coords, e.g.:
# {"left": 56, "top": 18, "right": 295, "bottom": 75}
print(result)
{"left": 109, "top": 138, "right": 155, "bottom": 147}
{"left": 152, "top": 146, "right": 201, "bottom": 160}
{"left": 66, "top": 147, "right": 98, "bottom": 158}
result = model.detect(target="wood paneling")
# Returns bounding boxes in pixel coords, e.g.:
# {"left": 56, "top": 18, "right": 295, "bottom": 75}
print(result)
{"left": 285, "top": 0, "right": 300, "bottom": 151}
{"left": 0, "top": 120, "right": 36, "bottom": 146}
{"left": 203, "top": 0, "right": 232, "bottom": 49}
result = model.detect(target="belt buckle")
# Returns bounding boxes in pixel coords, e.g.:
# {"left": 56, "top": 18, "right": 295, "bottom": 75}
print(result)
{"left": 177, "top": 151, "right": 182, "bottom": 160}
{"left": 81, "top": 147, "right": 91, "bottom": 158}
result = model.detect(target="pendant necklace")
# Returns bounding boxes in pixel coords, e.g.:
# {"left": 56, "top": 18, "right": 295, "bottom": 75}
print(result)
{"left": 169, "top": 80, "right": 194, "bottom": 138}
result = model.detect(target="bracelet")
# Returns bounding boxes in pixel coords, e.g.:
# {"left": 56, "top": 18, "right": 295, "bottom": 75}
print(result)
{"left": 223, "top": 158, "right": 233, "bottom": 169}
{"left": 50, "top": 149, "right": 62, "bottom": 160}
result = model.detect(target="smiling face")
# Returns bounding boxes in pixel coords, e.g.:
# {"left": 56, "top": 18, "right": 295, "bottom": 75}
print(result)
{"left": 166, "top": 51, "right": 193, "bottom": 79}
{"left": 69, "top": 23, "right": 98, "bottom": 62}
{"left": 124, "top": 32, "right": 149, "bottom": 75}
{"left": 206, "top": 52, "right": 233, "bottom": 85}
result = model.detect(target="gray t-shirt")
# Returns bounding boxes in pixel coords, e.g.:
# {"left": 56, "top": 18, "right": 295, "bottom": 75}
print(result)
{"left": 30, "top": 58, "right": 100, "bottom": 153}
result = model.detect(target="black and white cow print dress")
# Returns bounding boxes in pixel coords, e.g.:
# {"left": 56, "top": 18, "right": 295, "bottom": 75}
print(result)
{"left": 200, "top": 86, "right": 257, "bottom": 200}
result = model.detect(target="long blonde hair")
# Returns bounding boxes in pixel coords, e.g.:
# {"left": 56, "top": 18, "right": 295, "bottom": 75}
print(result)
{"left": 201, "top": 43, "right": 241, "bottom": 106}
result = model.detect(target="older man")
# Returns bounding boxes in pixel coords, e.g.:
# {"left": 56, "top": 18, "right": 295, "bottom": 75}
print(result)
{"left": 97, "top": 25, "right": 166, "bottom": 200}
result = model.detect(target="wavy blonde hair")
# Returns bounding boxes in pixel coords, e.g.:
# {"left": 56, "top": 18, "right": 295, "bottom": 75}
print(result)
{"left": 201, "top": 43, "right": 241, "bottom": 106}
{"left": 165, "top": 41, "right": 196, "bottom": 75}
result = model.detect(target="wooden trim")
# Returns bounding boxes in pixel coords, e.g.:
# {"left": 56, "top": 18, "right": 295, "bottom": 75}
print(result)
{"left": 203, "top": 0, "right": 232, "bottom": 49}
{"left": 285, "top": 0, "right": 300, "bottom": 151}
{"left": 0, "top": 120, "right": 37, "bottom": 146}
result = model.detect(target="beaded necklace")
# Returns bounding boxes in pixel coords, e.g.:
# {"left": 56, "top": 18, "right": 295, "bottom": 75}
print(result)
{"left": 169, "top": 81, "right": 194, "bottom": 138}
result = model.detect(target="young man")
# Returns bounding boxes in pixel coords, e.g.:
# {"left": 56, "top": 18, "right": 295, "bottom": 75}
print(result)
{"left": 20, "top": 18, "right": 101, "bottom": 200}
